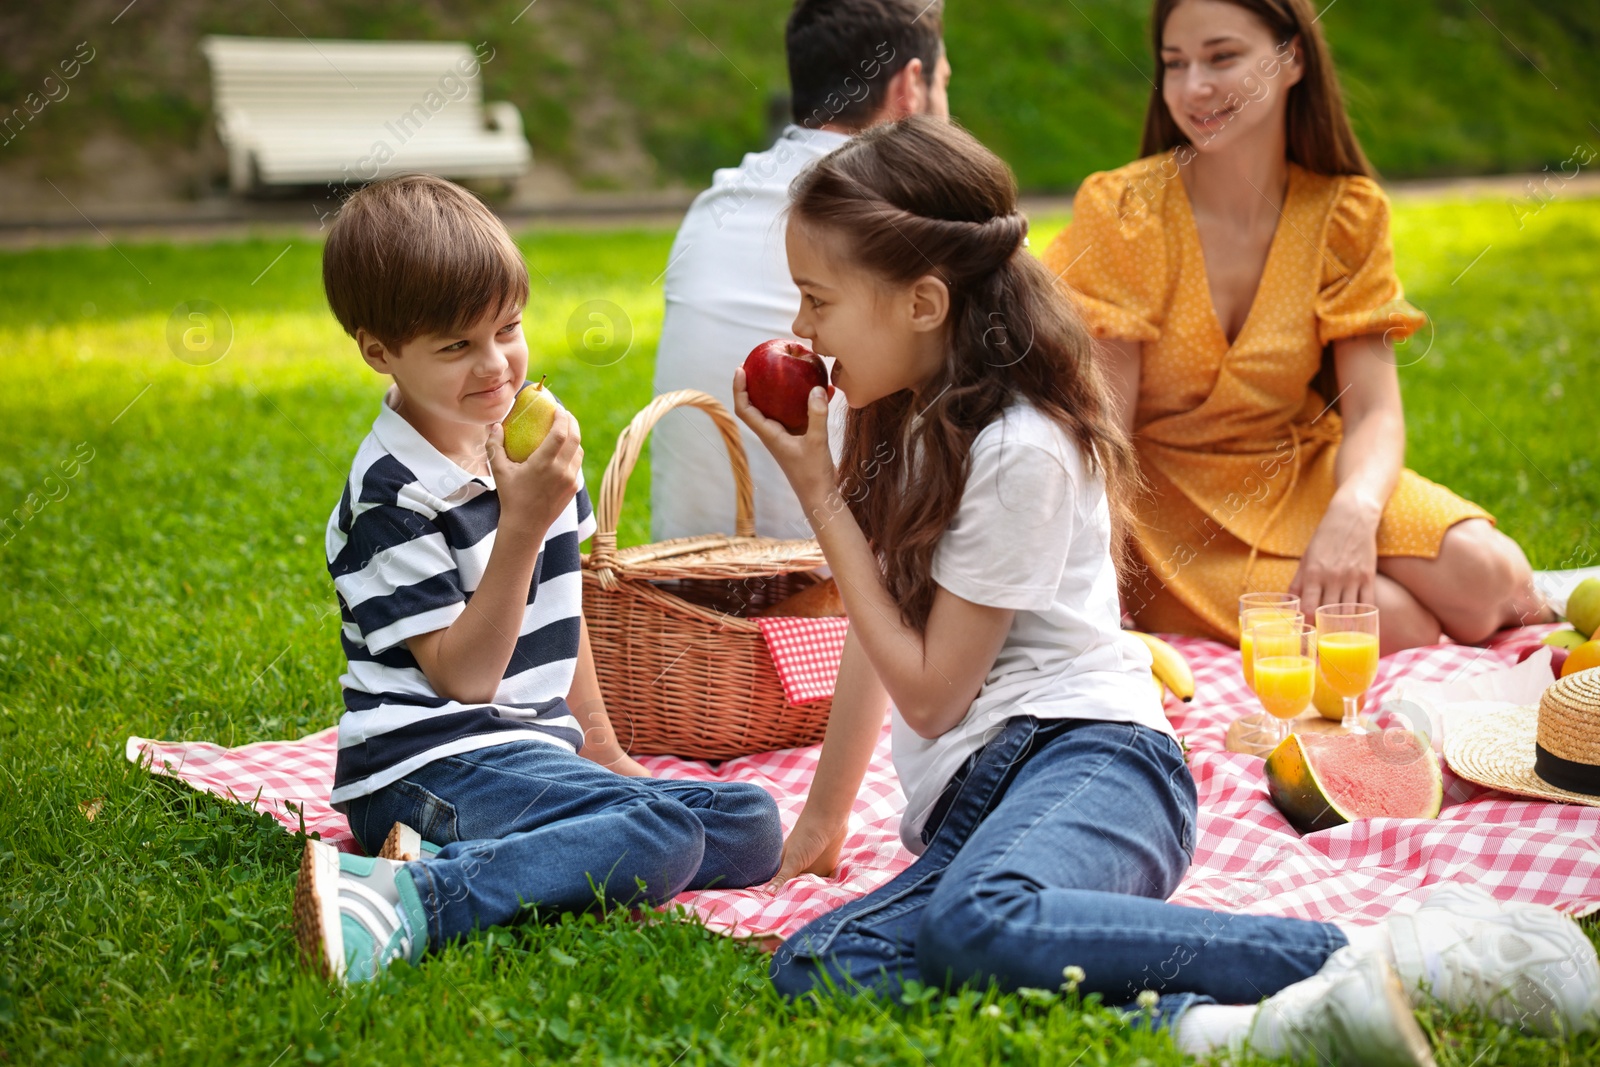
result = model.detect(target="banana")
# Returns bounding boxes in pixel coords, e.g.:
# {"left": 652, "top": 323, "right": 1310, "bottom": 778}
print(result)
{"left": 1131, "top": 630, "right": 1194, "bottom": 702}
{"left": 1151, "top": 671, "right": 1168, "bottom": 706}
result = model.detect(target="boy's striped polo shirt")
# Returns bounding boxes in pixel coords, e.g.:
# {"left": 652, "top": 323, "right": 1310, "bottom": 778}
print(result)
{"left": 325, "top": 385, "right": 595, "bottom": 804}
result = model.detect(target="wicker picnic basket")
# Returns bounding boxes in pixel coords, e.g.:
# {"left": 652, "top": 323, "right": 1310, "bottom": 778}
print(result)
{"left": 582, "top": 389, "right": 832, "bottom": 760}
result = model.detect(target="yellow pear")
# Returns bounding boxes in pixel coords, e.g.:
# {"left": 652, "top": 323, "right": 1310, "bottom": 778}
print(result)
{"left": 502, "top": 376, "right": 557, "bottom": 462}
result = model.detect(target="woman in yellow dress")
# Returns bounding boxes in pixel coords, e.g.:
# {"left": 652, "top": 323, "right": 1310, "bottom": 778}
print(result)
{"left": 1044, "top": 0, "right": 1551, "bottom": 654}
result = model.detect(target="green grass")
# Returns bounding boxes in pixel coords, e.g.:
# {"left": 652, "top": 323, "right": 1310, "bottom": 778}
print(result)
{"left": 2, "top": 196, "right": 1598, "bottom": 1064}
{"left": 7, "top": 2, "right": 1598, "bottom": 191}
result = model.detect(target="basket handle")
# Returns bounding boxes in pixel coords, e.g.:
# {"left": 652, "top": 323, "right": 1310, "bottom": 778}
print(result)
{"left": 589, "top": 389, "right": 756, "bottom": 571}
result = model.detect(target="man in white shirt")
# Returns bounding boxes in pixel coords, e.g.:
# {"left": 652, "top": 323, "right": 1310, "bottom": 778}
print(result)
{"left": 651, "top": 0, "right": 953, "bottom": 542}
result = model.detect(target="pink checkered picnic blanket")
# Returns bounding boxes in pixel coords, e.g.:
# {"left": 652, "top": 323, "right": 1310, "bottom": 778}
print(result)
{"left": 126, "top": 626, "right": 1600, "bottom": 941}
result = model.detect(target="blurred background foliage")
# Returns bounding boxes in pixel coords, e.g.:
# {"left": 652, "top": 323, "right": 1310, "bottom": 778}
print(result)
{"left": 2, "top": 0, "right": 1596, "bottom": 195}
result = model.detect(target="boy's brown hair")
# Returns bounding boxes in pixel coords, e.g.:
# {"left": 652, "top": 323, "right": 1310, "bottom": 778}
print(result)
{"left": 322, "top": 174, "right": 529, "bottom": 351}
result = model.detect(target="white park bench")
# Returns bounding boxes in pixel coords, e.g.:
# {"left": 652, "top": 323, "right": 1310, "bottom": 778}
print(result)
{"left": 200, "top": 35, "right": 531, "bottom": 193}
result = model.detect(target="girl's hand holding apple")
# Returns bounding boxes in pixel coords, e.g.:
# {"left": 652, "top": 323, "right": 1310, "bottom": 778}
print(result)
{"left": 732, "top": 364, "right": 836, "bottom": 510}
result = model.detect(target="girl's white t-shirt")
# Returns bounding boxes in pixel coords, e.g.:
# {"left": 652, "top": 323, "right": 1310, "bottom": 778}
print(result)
{"left": 892, "top": 401, "right": 1175, "bottom": 853}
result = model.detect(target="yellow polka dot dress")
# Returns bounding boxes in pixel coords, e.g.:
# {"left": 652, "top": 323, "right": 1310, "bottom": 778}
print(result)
{"left": 1043, "top": 151, "right": 1492, "bottom": 643}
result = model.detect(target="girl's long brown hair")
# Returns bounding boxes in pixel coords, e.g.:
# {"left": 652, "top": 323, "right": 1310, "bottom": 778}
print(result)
{"left": 1140, "top": 0, "right": 1376, "bottom": 178}
{"left": 789, "top": 116, "right": 1141, "bottom": 632}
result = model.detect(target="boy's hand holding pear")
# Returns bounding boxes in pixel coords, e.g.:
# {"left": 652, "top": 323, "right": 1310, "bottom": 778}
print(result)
{"left": 488, "top": 387, "right": 584, "bottom": 537}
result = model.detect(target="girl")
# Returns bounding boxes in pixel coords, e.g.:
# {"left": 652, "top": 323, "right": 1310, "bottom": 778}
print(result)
{"left": 732, "top": 115, "right": 1597, "bottom": 1064}
{"left": 1044, "top": 0, "right": 1552, "bottom": 652}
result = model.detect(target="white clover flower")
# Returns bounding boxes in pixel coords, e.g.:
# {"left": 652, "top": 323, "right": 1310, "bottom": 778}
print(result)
{"left": 982, "top": 1004, "right": 1003, "bottom": 1019}
{"left": 1136, "top": 989, "right": 1160, "bottom": 1011}
{"left": 1062, "top": 965, "right": 1086, "bottom": 987}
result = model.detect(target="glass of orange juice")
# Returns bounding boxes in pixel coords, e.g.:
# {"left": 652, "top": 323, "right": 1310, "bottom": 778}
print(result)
{"left": 1239, "top": 593, "right": 1300, "bottom": 690}
{"left": 1315, "top": 602, "right": 1380, "bottom": 732}
{"left": 1251, "top": 619, "right": 1317, "bottom": 746}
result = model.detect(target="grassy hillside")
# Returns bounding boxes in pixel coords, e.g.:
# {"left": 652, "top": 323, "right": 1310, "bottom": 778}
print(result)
{"left": 3, "top": 0, "right": 1597, "bottom": 195}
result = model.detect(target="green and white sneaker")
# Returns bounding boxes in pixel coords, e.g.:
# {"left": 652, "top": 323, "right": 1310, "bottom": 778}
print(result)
{"left": 294, "top": 838, "right": 428, "bottom": 984}
{"left": 1245, "top": 946, "right": 1436, "bottom": 1066}
{"left": 1388, "top": 883, "right": 1600, "bottom": 1035}
{"left": 376, "top": 821, "right": 443, "bottom": 863}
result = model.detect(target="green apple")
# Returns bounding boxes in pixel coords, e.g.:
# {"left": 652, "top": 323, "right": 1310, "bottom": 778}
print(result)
{"left": 1541, "top": 627, "right": 1590, "bottom": 650}
{"left": 502, "top": 376, "right": 557, "bottom": 462}
{"left": 1565, "top": 577, "right": 1600, "bottom": 639}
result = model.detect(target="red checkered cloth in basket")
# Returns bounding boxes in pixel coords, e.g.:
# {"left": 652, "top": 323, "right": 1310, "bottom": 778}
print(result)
{"left": 126, "top": 625, "right": 1600, "bottom": 942}
{"left": 753, "top": 616, "right": 850, "bottom": 704}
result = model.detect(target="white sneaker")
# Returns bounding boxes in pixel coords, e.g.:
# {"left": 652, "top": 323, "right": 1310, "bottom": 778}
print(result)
{"left": 1245, "top": 946, "right": 1436, "bottom": 1066}
{"left": 1388, "top": 883, "right": 1600, "bottom": 1036}
{"left": 293, "top": 839, "right": 427, "bottom": 985}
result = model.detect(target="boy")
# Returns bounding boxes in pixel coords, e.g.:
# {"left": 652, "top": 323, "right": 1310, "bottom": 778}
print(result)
{"left": 296, "top": 174, "right": 783, "bottom": 984}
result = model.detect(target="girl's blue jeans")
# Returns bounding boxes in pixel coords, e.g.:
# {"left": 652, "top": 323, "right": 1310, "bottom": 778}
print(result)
{"left": 337, "top": 740, "right": 784, "bottom": 947}
{"left": 770, "top": 716, "right": 1348, "bottom": 1028}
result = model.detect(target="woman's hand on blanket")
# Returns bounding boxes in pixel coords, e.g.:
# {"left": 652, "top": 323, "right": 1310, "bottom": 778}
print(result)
{"left": 768, "top": 809, "right": 850, "bottom": 889}
{"left": 1290, "top": 496, "right": 1380, "bottom": 614}
{"left": 732, "top": 367, "right": 836, "bottom": 507}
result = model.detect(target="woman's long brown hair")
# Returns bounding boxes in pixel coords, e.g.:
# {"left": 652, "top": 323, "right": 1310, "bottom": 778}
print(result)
{"left": 789, "top": 116, "right": 1141, "bottom": 632}
{"left": 1140, "top": 0, "right": 1376, "bottom": 178}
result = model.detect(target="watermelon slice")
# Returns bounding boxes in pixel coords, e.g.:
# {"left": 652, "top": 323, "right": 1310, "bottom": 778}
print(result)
{"left": 1265, "top": 730, "right": 1443, "bottom": 834}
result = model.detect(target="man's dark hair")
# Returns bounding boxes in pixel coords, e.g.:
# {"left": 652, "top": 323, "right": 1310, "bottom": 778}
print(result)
{"left": 785, "top": 0, "right": 944, "bottom": 130}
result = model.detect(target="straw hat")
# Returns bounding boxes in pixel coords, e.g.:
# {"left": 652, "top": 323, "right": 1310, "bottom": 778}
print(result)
{"left": 1445, "top": 668, "right": 1600, "bottom": 807}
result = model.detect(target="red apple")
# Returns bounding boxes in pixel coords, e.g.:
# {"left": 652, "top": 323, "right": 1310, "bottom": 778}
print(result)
{"left": 742, "top": 339, "right": 833, "bottom": 434}
{"left": 1516, "top": 642, "right": 1569, "bottom": 679}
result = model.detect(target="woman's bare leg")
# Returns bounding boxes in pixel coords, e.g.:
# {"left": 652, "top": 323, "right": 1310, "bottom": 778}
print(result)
{"left": 1378, "top": 519, "right": 1551, "bottom": 646}
{"left": 1373, "top": 574, "right": 1441, "bottom": 655}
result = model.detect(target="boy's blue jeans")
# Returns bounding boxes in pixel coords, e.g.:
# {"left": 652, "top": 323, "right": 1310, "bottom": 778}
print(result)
{"left": 337, "top": 740, "right": 783, "bottom": 947}
{"left": 770, "top": 716, "right": 1349, "bottom": 1028}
